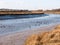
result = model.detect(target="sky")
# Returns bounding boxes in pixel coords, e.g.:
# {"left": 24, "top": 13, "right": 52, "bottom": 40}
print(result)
{"left": 0, "top": 0, "right": 60, "bottom": 10}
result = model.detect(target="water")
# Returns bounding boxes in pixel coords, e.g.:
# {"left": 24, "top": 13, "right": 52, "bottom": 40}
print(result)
{"left": 0, "top": 14, "right": 47, "bottom": 20}
{"left": 0, "top": 14, "right": 60, "bottom": 35}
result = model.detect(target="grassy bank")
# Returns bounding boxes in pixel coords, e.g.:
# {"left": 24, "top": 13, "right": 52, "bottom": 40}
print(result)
{"left": 25, "top": 25, "right": 60, "bottom": 45}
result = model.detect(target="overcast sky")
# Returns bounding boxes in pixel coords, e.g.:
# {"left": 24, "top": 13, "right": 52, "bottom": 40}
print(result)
{"left": 0, "top": 0, "right": 60, "bottom": 10}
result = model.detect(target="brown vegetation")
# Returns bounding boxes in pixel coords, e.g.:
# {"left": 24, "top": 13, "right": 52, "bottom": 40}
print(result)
{"left": 0, "top": 9, "right": 44, "bottom": 15}
{"left": 0, "top": 9, "right": 60, "bottom": 14}
{"left": 25, "top": 25, "right": 60, "bottom": 45}
{"left": 44, "top": 9, "right": 60, "bottom": 14}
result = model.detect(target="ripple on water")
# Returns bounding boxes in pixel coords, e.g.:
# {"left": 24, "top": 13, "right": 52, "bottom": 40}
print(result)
{"left": 0, "top": 14, "right": 60, "bottom": 35}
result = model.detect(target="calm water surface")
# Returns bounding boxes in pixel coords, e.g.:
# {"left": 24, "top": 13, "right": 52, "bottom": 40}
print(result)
{"left": 0, "top": 14, "right": 60, "bottom": 35}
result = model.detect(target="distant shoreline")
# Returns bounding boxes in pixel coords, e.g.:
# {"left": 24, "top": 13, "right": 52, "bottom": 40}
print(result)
{"left": 0, "top": 10, "right": 44, "bottom": 15}
{"left": 0, "top": 9, "right": 60, "bottom": 15}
